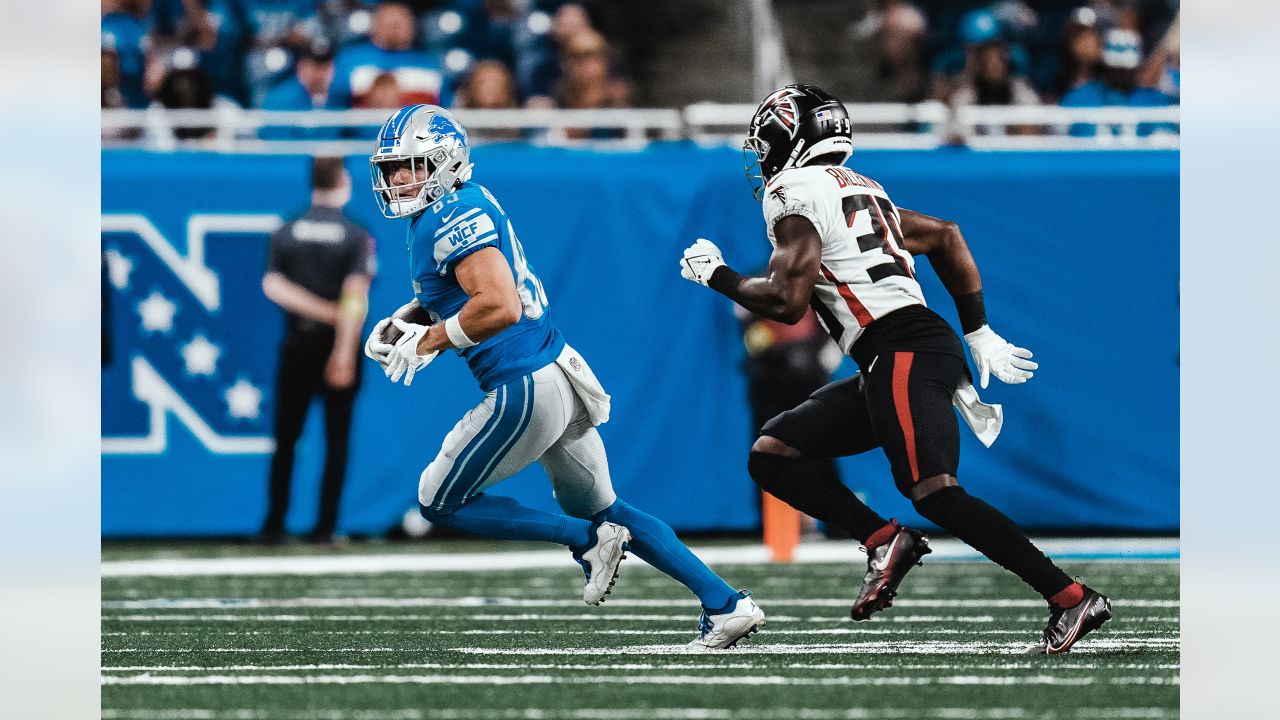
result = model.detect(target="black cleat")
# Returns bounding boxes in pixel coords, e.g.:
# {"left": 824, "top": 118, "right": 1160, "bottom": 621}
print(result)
{"left": 850, "top": 527, "right": 931, "bottom": 621}
{"left": 1026, "top": 585, "right": 1113, "bottom": 655}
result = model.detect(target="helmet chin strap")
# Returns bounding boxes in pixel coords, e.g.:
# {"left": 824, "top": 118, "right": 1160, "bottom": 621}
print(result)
{"left": 782, "top": 138, "right": 808, "bottom": 174}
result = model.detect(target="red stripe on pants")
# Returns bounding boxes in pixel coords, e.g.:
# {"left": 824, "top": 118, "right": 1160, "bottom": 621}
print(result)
{"left": 892, "top": 352, "right": 919, "bottom": 482}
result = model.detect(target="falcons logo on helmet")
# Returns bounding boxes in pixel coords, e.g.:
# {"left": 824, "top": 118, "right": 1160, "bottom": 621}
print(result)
{"left": 755, "top": 87, "right": 805, "bottom": 139}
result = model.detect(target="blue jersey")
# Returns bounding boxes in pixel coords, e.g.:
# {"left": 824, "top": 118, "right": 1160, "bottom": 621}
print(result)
{"left": 260, "top": 77, "right": 343, "bottom": 140}
{"left": 331, "top": 43, "right": 453, "bottom": 109}
{"left": 407, "top": 182, "right": 564, "bottom": 391}
{"left": 1059, "top": 81, "right": 1176, "bottom": 137}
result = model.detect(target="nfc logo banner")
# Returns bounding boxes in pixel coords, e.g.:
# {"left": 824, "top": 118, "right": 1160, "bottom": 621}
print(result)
{"left": 102, "top": 213, "right": 283, "bottom": 455}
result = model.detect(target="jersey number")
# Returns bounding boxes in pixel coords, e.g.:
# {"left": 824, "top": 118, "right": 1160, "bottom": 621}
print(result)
{"left": 478, "top": 185, "right": 549, "bottom": 320}
{"left": 842, "top": 195, "right": 913, "bottom": 282}
{"left": 509, "top": 222, "right": 549, "bottom": 320}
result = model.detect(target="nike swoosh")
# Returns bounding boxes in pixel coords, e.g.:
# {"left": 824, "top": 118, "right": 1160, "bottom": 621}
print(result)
{"left": 440, "top": 208, "right": 458, "bottom": 223}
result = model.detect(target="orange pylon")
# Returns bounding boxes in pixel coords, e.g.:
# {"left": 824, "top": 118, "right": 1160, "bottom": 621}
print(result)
{"left": 762, "top": 492, "right": 801, "bottom": 562}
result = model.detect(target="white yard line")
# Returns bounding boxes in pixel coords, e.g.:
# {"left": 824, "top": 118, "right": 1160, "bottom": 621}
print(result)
{"left": 454, "top": 638, "right": 1178, "bottom": 656}
{"left": 101, "top": 538, "right": 1179, "bottom": 577}
{"left": 102, "top": 662, "right": 1180, "bottom": 673}
{"left": 99, "top": 707, "right": 1180, "bottom": 720}
{"left": 100, "top": 612, "right": 1178, "bottom": 624}
{"left": 101, "top": 597, "right": 1180, "bottom": 610}
{"left": 101, "top": 672, "right": 1175, "bottom": 687}
{"left": 102, "top": 613, "right": 804, "bottom": 623}
{"left": 100, "top": 627, "right": 1176, "bottom": 637}
{"left": 100, "top": 637, "right": 1179, "bottom": 655}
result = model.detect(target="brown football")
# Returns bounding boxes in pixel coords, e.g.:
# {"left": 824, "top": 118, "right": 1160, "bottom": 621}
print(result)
{"left": 381, "top": 300, "right": 433, "bottom": 344}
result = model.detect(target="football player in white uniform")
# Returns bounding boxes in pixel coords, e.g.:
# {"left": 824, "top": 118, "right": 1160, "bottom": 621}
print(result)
{"left": 680, "top": 85, "right": 1111, "bottom": 654}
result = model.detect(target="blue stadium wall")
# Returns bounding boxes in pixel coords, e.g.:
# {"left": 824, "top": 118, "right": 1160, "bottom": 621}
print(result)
{"left": 101, "top": 146, "right": 1178, "bottom": 537}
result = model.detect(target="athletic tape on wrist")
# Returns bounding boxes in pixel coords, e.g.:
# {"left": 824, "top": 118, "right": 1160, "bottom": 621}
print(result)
{"left": 444, "top": 315, "right": 477, "bottom": 348}
{"left": 707, "top": 265, "right": 743, "bottom": 295}
{"left": 954, "top": 290, "right": 988, "bottom": 335}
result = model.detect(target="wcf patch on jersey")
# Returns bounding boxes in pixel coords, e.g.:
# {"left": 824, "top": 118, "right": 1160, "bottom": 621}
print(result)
{"left": 433, "top": 212, "right": 497, "bottom": 266}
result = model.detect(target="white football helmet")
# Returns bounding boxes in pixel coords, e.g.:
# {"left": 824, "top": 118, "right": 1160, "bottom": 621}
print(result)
{"left": 369, "top": 104, "right": 474, "bottom": 219}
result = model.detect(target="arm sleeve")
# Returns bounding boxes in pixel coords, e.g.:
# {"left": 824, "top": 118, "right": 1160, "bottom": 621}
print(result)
{"left": 432, "top": 206, "right": 501, "bottom": 275}
{"left": 762, "top": 170, "right": 835, "bottom": 239}
{"left": 265, "top": 227, "right": 287, "bottom": 274}
{"left": 345, "top": 228, "right": 377, "bottom": 279}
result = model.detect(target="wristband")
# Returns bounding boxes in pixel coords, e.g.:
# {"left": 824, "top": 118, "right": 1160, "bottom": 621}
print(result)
{"left": 338, "top": 293, "right": 367, "bottom": 317}
{"left": 444, "top": 315, "right": 477, "bottom": 348}
{"left": 707, "top": 265, "right": 744, "bottom": 295}
{"left": 954, "top": 290, "right": 987, "bottom": 335}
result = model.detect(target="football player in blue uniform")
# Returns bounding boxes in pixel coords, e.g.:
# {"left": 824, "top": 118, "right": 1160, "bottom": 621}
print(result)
{"left": 363, "top": 104, "right": 764, "bottom": 649}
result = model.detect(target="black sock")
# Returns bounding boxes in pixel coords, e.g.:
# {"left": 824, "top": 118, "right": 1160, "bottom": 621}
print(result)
{"left": 913, "top": 486, "right": 1073, "bottom": 600}
{"left": 748, "top": 452, "right": 891, "bottom": 543}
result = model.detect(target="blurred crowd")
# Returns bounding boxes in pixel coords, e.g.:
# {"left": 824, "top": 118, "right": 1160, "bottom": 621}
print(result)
{"left": 101, "top": 0, "right": 630, "bottom": 121}
{"left": 102, "top": 1, "right": 1180, "bottom": 143}
{"left": 854, "top": 0, "right": 1178, "bottom": 138}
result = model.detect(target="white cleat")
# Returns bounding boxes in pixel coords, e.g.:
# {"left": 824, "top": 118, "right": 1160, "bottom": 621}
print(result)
{"left": 576, "top": 521, "right": 631, "bottom": 605}
{"left": 688, "top": 591, "right": 766, "bottom": 650}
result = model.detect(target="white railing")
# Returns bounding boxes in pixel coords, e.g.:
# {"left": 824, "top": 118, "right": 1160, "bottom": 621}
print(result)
{"left": 101, "top": 103, "right": 1179, "bottom": 153}
{"left": 685, "top": 101, "right": 950, "bottom": 149}
{"left": 955, "top": 105, "right": 1181, "bottom": 150}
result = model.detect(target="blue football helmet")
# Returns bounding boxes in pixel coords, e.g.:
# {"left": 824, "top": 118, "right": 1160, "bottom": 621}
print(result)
{"left": 369, "top": 104, "right": 474, "bottom": 218}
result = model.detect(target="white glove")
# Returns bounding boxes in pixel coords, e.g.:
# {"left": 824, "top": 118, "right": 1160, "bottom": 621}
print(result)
{"left": 964, "top": 325, "right": 1038, "bottom": 389}
{"left": 679, "top": 238, "right": 727, "bottom": 287}
{"left": 385, "top": 319, "right": 439, "bottom": 387}
{"left": 364, "top": 317, "right": 394, "bottom": 367}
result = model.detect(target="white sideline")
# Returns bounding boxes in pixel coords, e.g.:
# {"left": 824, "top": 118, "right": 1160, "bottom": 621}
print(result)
{"left": 99, "top": 627, "right": 1172, "bottom": 638}
{"left": 99, "top": 707, "right": 1180, "bottom": 720}
{"left": 99, "top": 613, "right": 1177, "bottom": 625}
{"left": 456, "top": 637, "right": 1177, "bottom": 656}
{"left": 101, "top": 661, "right": 1180, "bottom": 673}
{"left": 101, "top": 537, "right": 1178, "bottom": 577}
{"left": 101, "top": 597, "right": 1179, "bottom": 610}
{"left": 100, "top": 638, "right": 1178, "bottom": 656}
{"left": 100, "top": 672, "right": 1176, "bottom": 687}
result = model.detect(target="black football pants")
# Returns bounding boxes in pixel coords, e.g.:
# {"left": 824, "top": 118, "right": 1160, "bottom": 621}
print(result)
{"left": 262, "top": 334, "right": 360, "bottom": 537}
{"left": 761, "top": 350, "right": 961, "bottom": 496}
{"left": 757, "top": 350, "right": 1073, "bottom": 601}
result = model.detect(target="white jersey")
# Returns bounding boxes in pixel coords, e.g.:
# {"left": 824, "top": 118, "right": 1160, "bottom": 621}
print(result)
{"left": 762, "top": 164, "right": 926, "bottom": 355}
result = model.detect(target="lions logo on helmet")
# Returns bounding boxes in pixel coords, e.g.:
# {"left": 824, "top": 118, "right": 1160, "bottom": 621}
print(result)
{"left": 369, "top": 104, "right": 475, "bottom": 219}
{"left": 742, "top": 84, "right": 854, "bottom": 201}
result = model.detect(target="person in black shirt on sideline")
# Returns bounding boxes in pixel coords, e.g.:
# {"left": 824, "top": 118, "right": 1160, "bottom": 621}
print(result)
{"left": 259, "top": 157, "right": 376, "bottom": 544}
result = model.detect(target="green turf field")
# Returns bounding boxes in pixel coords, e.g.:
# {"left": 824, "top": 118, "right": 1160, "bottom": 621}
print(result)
{"left": 101, "top": 543, "right": 1178, "bottom": 719}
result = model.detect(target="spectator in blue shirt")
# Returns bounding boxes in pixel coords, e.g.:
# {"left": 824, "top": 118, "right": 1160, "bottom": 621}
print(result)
{"left": 931, "top": 8, "right": 1031, "bottom": 104}
{"left": 150, "top": 0, "right": 255, "bottom": 106}
{"left": 1060, "top": 28, "right": 1176, "bottom": 137}
{"left": 101, "top": 1, "right": 150, "bottom": 108}
{"left": 331, "top": 1, "right": 452, "bottom": 108}
{"left": 1138, "top": 13, "right": 1179, "bottom": 101}
{"left": 1046, "top": 6, "right": 1102, "bottom": 102}
{"left": 245, "top": 0, "right": 318, "bottom": 46}
{"left": 260, "top": 39, "right": 343, "bottom": 140}
{"left": 242, "top": 0, "right": 324, "bottom": 107}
